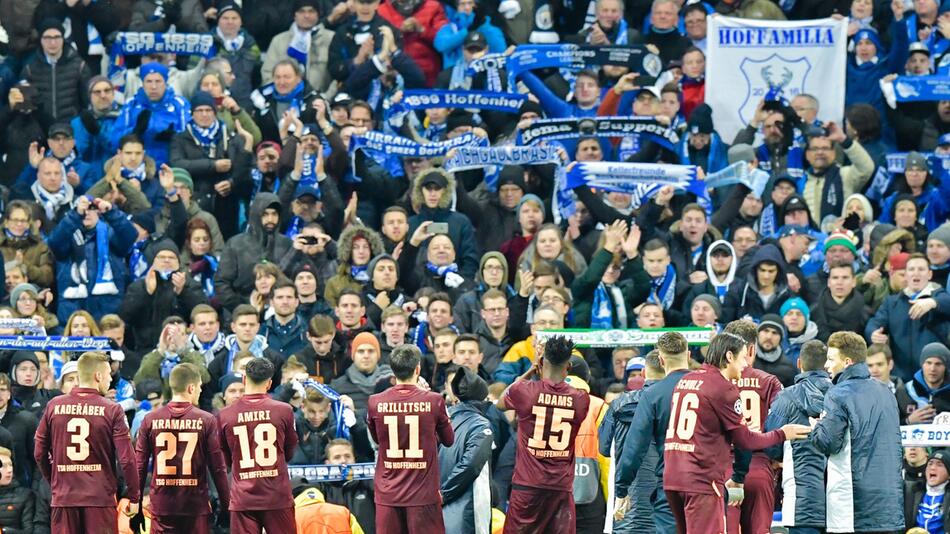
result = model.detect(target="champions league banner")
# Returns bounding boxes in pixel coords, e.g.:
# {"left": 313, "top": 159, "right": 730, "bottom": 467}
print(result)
{"left": 391, "top": 90, "right": 526, "bottom": 114}
{"left": 519, "top": 117, "right": 679, "bottom": 150}
{"left": 706, "top": 15, "right": 848, "bottom": 142}
{"left": 502, "top": 44, "right": 663, "bottom": 88}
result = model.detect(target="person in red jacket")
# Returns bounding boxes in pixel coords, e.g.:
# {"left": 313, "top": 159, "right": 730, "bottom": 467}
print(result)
{"left": 378, "top": 0, "right": 449, "bottom": 86}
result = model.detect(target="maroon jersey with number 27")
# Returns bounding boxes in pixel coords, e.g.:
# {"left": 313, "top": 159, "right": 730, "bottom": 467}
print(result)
{"left": 367, "top": 384, "right": 455, "bottom": 506}
{"left": 504, "top": 378, "right": 590, "bottom": 491}
{"left": 217, "top": 393, "right": 298, "bottom": 511}
{"left": 663, "top": 364, "right": 786, "bottom": 495}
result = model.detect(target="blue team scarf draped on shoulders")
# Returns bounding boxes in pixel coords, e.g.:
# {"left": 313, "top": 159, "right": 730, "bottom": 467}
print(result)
{"left": 649, "top": 264, "right": 678, "bottom": 310}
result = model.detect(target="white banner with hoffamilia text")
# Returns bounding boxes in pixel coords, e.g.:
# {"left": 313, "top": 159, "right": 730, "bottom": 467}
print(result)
{"left": 706, "top": 15, "right": 848, "bottom": 142}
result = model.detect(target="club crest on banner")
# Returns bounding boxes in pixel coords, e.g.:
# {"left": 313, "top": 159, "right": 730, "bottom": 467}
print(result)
{"left": 895, "top": 79, "right": 921, "bottom": 100}
{"left": 738, "top": 54, "right": 811, "bottom": 125}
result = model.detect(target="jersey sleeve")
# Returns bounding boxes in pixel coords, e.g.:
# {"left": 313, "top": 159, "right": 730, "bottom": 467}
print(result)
{"left": 282, "top": 405, "right": 299, "bottom": 461}
{"left": 33, "top": 410, "right": 52, "bottom": 482}
{"left": 435, "top": 395, "right": 455, "bottom": 447}
{"left": 134, "top": 416, "right": 152, "bottom": 501}
{"left": 503, "top": 380, "right": 527, "bottom": 415}
{"left": 204, "top": 416, "right": 231, "bottom": 512}
{"left": 112, "top": 404, "right": 141, "bottom": 502}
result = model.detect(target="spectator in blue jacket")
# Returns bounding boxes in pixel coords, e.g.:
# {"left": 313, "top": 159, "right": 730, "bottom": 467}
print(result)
{"left": 434, "top": 2, "right": 506, "bottom": 70}
{"left": 263, "top": 279, "right": 309, "bottom": 359}
{"left": 764, "top": 339, "right": 831, "bottom": 534}
{"left": 846, "top": 29, "right": 904, "bottom": 120}
{"left": 72, "top": 76, "right": 121, "bottom": 175}
{"left": 46, "top": 196, "right": 138, "bottom": 324}
{"left": 880, "top": 151, "right": 950, "bottom": 231}
{"left": 15, "top": 122, "right": 98, "bottom": 197}
{"left": 810, "top": 331, "right": 904, "bottom": 534}
{"left": 110, "top": 62, "right": 190, "bottom": 166}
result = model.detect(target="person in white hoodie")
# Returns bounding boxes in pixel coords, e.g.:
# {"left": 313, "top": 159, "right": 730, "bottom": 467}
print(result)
{"left": 682, "top": 239, "right": 736, "bottom": 313}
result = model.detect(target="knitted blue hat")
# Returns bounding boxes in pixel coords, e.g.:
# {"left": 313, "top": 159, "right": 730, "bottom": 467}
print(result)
{"left": 780, "top": 297, "right": 810, "bottom": 322}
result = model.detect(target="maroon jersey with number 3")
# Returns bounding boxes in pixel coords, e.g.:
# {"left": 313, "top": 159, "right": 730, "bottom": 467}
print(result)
{"left": 33, "top": 386, "right": 141, "bottom": 507}
{"left": 367, "top": 384, "right": 455, "bottom": 506}
{"left": 217, "top": 393, "right": 298, "bottom": 511}
{"left": 663, "top": 365, "right": 785, "bottom": 495}
{"left": 504, "top": 378, "right": 590, "bottom": 491}
{"left": 135, "top": 401, "right": 231, "bottom": 516}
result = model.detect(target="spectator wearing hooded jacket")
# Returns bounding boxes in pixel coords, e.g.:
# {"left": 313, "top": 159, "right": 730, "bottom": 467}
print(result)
{"left": 763, "top": 340, "right": 831, "bottom": 533}
{"left": 120, "top": 239, "right": 208, "bottom": 351}
{"left": 439, "top": 367, "right": 493, "bottom": 534}
{"left": 847, "top": 28, "right": 905, "bottom": 120}
{"left": 903, "top": 342, "right": 950, "bottom": 417}
{"left": 881, "top": 151, "right": 950, "bottom": 232}
{"left": 866, "top": 253, "right": 950, "bottom": 381}
{"left": 755, "top": 313, "right": 797, "bottom": 387}
{"left": 47, "top": 197, "right": 138, "bottom": 324}
{"left": 8, "top": 351, "right": 59, "bottom": 417}
{"left": 111, "top": 62, "right": 190, "bottom": 166}
{"left": 324, "top": 225, "right": 387, "bottom": 308}
{"left": 0, "top": 374, "right": 37, "bottom": 487}
{"left": 453, "top": 252, "right": 516, "bottom": 333}
{"left": 723, "top": 243, "right": 792, "bottom": 322}
{"left": 407, "top": 168, "right": 480, "bottom": 278}
{"left": 215, "top": 193, "right": 293, "bottom": 311}
{"left": 0, "top": 446, "right": 35, "bottom": 534}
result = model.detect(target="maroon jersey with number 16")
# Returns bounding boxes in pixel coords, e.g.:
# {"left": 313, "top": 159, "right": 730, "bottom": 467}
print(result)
{"left": 367, "top": 384, "right": 455, "bottom": 506}
{"left": 504, "top": 378, "right": 590, "bottom": 491}
{"left": 663, "top": 365, "right": 785, "bottom": 495}
{"left": 135, "top": 401, "right": 231, "bottom": 516}
{"left": 33, "top": 386, "right": 141, "bottom": 507}
{"left": 217, "top": 393, "right": 298, "bottom": 511}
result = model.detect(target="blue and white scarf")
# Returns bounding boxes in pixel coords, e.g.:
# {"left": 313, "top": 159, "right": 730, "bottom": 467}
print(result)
{"left": 350, "top": 265, "right": 370, "bottom": 282}
{"left": 192, "top": 254, "right": 218, "bottom": 297}
{"left": 443, "top": 144, "right": 562, "bottom": 192}
{"left": 649, "top": 264, "right": 677, "bottom": 311}
{"left": 121, "top": 162, "right": 147, "bottom": 182}
{"left": 224, "top": 334, "right": 268, "bottom": 373}
{"left": 129, "top": 239, "right": 149, "bottom": 280}
{"left": 427, "top": 262, "right": 459, "bottom": 277}
{"left": 31, "top": 181, "right": 74, "bottom": 222}
{"left": 217, "top": 27, "right": 245, "bottom": 52}
{"left": 63, "top": 221, "right": 118, "bottom": 299}
{"left": 288, "top": 23, "right": 314, "bottom": 67}
{"left": 48, "top": 148, "right": 77, "bottom": 168}
{"left": 759, "top": 203, "right": 778, "bottom": 238}
{"left": 187, "top": 119, "right": 222, "bottom": 156}
{"left": 591, "top": 282, "right": 627, "bottom": 329}
{"left": 160, "top": 352, "right": 181, "bottom": 379}
{"left": 301, "top": 378, "right": 352, "bottom": 439}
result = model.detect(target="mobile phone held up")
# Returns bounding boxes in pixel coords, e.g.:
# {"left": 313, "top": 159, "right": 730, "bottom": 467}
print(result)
{"left": 428, "top": 222, "right": 449, "bottom": 235}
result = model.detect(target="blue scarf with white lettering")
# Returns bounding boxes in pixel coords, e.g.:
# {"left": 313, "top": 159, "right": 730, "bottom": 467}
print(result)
{"left": 649, "top": 264, "right": 677, "bottom": 311}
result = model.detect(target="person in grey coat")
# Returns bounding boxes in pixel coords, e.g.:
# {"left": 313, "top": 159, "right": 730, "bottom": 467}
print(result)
{"left": 439, "top": 367, "right": 493, "bottom": 534}
{"left": 810, "top": 331, "right": 904, "bottom": 534}
{"left": 764, "top": 340, "right": 832, "bottom": 534}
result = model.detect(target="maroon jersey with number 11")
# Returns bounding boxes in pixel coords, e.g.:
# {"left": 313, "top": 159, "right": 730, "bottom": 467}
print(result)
{"left": 367, "top": 384, "right": 455, "bottom": 506}
{"left": 135, "top": 401, "right": 231, "bottom": 516}
{"left": 663, "top": 365, "right": 785, "bottom": 495}
{"left": 217, "top": 393, "right": 298, "bottom": 511}
{"left": 504, "top": 378, "right": 590, "bottom": 491}
{"left": 33, "top": 386, "right": 141, "bottom": 507}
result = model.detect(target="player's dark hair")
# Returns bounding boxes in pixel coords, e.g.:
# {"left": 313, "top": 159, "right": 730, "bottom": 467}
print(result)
{"left": 543, "top": 335, "right": 575, "bottom": 367}
{"left": 723, "top": 319, "right": 757, "bottom": 345}
{"left": 168, "top": 363, "right": 202, "bottom": 394}
{"left": 705, "top": 332, "right": 746, "bottom": 369}
{"left": 390, "top": 344, "right": 422, "bottom": 381}
{"left": 244, "top": 358, "right": 275, "bottom": 385}
{"left": 655, "top": 332, "right": 687, "bottom": 356}
{"left": 645, "top": 349, "right": 663, "bottom": 375}
{"left": 799, "top": 340, "right": 827, "bottom": 372}
{"left": 828, "top": 331, "right": 867, "bottom": 363}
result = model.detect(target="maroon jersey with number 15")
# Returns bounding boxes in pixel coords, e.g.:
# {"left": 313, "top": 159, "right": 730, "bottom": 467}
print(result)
{"left": 367, "top": 384, "right": 454, "bottom": 506}
{"left": 33, "top": 386, "right": 141, "bottom": 507}
{"left": 217, "top": 393, "right": 298, "bottom": 511}
{"left": 135, "top": 401, "right": 231, "bottom": 516}
{"left": 504, "top": 378, "right": 590, "bottom": 491}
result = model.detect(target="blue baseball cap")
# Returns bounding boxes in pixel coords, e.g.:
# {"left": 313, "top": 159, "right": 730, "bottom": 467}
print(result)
{"left": 294, "top": 185, "right": 321, "bottom": 201}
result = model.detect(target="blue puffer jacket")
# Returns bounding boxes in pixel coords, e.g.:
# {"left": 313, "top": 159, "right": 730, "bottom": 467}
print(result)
{"left": 46, "top": 207, "right": 138, "bottom": 323}
{"left": 71, "top": 106, "right": 121, "bottom": 174}
{"left": 810, "top": 363, "right": 904, "bottom": 533}
{"left": 764, "top": 370, "right": 831, "bottom": 528}
{"left": 438, "top": 401, "right": 493, "bottom": 534}
{"left": 110, "top": 87, "right": 190, "bottom": 166}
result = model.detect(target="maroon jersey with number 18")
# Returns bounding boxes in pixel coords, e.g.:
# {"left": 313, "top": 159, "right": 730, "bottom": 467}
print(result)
{"left": 504, "top": 378, "right": 590, "bottom": 491}
{"left": 135, "top": 401, "right": 231, "bottom": 516}
{"left": 663, "top": 365, "right": 786, "bottom": 495}
{"left": 217, "top": 393, "right": 298, "bottom": 511}
{"left": 367, "top": 384, "right": 455, "bottom": 506}
{"left": 33, "top": 386, "right": 141, "bottom": 506}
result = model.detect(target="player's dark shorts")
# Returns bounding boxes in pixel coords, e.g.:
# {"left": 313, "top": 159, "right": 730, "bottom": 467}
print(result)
{"left": 666, "top": 483, "right": 728, "bottom": 534}
{"left": 52, "top": 506, "right": 117, "bottom": 534}
{"left": 151, "top": 513, "right": 212, "bottom": 534}
{"left": 741, "top": 462, "right": 776, "bottom": 534}
{"left": 503, "top": 484, "right": 576, "bottom": 534}
{"left": 375, "top": 502, "right": 445, "bottom": 534}
{"left": 230, "top": 507, "right": 296, "bottom": 534}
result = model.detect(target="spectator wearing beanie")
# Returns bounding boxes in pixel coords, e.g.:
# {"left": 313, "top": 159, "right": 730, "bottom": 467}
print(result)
{"left": 110, "top": 61, "right": 191, "bottom": 166}
{"left": 261, "top": 0, "right": 336, "bottom": 96}
{"left": 780, "top": 297, "right": 818, "bottom": 368}
{"left": 805, "top": 228, "right": 863, "bottom": 298}
{"left": 927, "top": 223, "right": 950, "bottom": 288}
{"left": 881, "top": 152, "right": 950, "bottom": 236}
{"left": 120, "top": 238, "right": 208, "bottom": 351}
{"left": 905, "top": 342, "right": 950, "bottom": 417}
{"left": 155, "top": 167, "right": 225, "bottom": 256}
{"left": 362, "top": 253, "right": 407, "bottom": 327}
{"left": 72, "top": 76, "right": 122, "bottom": 174}
{"left": 455, "top": 165, "right": 528, "bottom": 254}
{"left": 170, "top": 90, "right": 252, "bottom": 239}
{"left": 755, "top": 314, "right": 797, "bottom": 387}
{"left": 324, "top": 225, "right": 387, "bottom": 308}
{"left": 675, "top": 104, "right": 728, "bottom": 174}
{"left": 329, "top": 331, "right": 393, "bottom": 417}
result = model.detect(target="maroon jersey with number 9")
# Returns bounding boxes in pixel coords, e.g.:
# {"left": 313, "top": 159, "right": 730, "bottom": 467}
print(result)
{"left": 504, "top": 379, "right": 590, "bottom": 491}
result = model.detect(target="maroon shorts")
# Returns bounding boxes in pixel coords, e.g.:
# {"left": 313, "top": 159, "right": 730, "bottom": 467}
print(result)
{"left": 51, "top": 506, "right": 117, "bottom": 534}
{"left": 666, "top": 484, "right": 728, "bottom": 534}
{"left": 375, "top": 502, "right": 445, "bottom": 534}
{"left": 230, "top": 507, "right": 296, "bottom": 534}
{"left": 150, "top": 514, "right": 212, "bottom": 534}
{"left": 741, "top": 462, "right": 776, "bottom": 534}
{"left": 503, "top": 486, "right": 576, "bottom": 534}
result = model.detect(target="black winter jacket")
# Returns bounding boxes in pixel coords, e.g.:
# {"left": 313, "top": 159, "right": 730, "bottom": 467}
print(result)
{"left": 764, "top": 370, "right": 832, "bottom": 528}
{"left": 120, "top": 273, "right": 208, "bottom": 352}
{"left": 722, "top": 244, "right": 792, "bottom": 322}
{"left": 0, "top": 480, "right": 35, "bottom": 534}
{"left": 21, "top": 46, "right": 91, "bottom": 123}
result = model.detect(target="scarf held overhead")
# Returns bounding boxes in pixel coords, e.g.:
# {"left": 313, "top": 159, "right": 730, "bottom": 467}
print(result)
{"left": 503, "top": 44, "right": 662, "bottom": 87}
{"left": 520, "top": 116, "right": 680, "bottom": 150}
{"left": 392, "top": 90, "right": 527, "bottom": 114}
